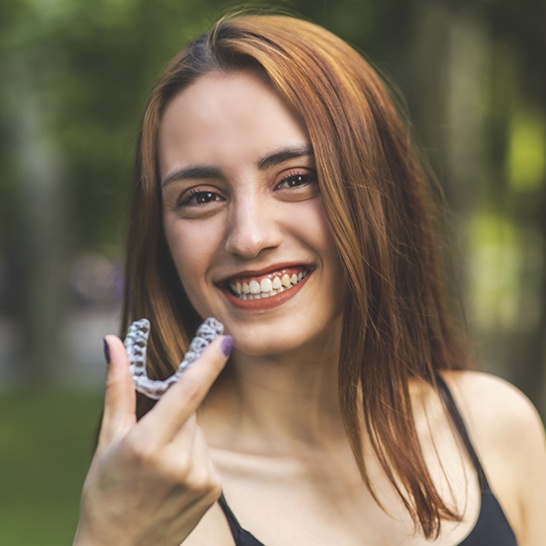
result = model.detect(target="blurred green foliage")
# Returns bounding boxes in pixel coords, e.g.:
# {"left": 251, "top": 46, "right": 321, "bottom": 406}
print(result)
{"left": 0, "top": 389, "right": 102, "bottom": 545}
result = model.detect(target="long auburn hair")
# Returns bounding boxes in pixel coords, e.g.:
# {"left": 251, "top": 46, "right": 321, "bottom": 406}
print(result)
{"left": 122, "top": 14, "right": 471, "bottom": 538}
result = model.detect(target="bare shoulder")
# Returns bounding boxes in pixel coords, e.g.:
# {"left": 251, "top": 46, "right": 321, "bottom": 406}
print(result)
{"left": 440, "top": 370, "right": 544, "bottom": 441}
{"left": 441, "top": 370, "right": 546, "bottom": 545}
{"left": 438, "top": 370, "right": 545, "bottom": 482}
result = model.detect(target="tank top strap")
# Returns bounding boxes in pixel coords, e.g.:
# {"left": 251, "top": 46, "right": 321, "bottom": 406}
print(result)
{"left": 218, "top": 493, "right": 267, "bottom": 546}
{"left": 436, "top": 375, "right": 491, "bottom": 492}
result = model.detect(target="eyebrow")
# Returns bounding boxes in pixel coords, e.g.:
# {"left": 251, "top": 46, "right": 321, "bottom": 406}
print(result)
{"left": 161, "top": 145, "right": 314, "bottom": 187}
{"left": 256, "top": 145, "right": 313, "bottom": 170}
{"left": 161, "top": 165, "right": 223, "bottom": 188}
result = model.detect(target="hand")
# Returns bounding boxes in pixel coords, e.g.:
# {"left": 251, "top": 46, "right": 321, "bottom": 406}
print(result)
{"left": 73, "top": 332, "right": 232, "bottom": 546}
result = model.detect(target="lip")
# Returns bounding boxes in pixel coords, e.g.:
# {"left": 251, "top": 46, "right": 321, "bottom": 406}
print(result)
{"left": 217, "top": 263, "right": 314, "bottom": 312}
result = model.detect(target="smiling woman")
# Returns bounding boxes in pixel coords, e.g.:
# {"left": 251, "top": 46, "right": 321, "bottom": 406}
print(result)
{"left": 73, "top": 13, "right": 546, "bottom": 546}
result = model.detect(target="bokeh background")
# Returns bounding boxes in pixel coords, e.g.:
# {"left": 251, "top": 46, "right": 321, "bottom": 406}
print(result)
{"left": 1, "top": 0, "right": 545, "bottom": 543}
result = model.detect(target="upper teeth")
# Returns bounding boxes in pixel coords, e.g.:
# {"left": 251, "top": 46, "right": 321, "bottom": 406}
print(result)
{"left": 230, "top": 271, "right": 308, "bottom": 300}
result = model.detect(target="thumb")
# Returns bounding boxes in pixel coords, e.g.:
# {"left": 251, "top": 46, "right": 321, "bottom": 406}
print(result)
{"left": 98, "top": 335, "right": 137, "bottom": 447}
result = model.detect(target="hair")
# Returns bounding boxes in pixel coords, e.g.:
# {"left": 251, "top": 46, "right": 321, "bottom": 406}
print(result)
{"left": 122, "top": 14, "right": 472, "bottom": 538}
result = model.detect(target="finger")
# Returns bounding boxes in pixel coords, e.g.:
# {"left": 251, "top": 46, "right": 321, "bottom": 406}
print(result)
{"left": 165, "top": 417, "right": 222, "bottom": 495}
{"left": 99, "top": 335, "right": 137, "bottom": 446}
{"left": 139, "top": 335, "right": 233, "bottom": 440}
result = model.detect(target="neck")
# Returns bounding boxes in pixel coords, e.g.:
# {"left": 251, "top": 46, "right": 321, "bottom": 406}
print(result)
{"left": 201, "top": 327, "right": 347, "bottom": 453}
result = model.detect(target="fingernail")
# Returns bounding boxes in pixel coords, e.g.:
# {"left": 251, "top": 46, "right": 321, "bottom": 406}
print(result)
{"left": 103, "top": 337, "right": 111, "bottom": 365}
{"left": 221, "top": 336, "right": 233, "bottom": 357}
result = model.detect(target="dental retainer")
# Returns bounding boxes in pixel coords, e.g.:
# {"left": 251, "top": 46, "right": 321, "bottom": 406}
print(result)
{"left": 124, "top": 317, "right": 224, "bottom": 399}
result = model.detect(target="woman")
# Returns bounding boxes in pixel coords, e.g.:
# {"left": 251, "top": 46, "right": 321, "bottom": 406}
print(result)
{"left": 74, "top": 14, "right": 546, "bottom": 546}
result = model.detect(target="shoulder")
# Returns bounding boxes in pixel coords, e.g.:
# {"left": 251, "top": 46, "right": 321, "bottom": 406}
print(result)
{"left": 439, "top": 370, "right": 544, "bottom": 445}
{"left": 437, "top": 370, "right": 545, "bottom": 482}
{"left": 441, "top": 370, "right": 546, "bottom": 545}
{"left": 441, "top": 369, "right": 538, "bottom": 413}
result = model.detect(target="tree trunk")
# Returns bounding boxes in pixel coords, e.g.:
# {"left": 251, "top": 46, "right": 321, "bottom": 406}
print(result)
{"left": 4, "top": 55, "right": 67, "bottom": 386}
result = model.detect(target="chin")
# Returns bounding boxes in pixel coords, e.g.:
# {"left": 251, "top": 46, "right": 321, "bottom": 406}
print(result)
{"left": 229, "top": 317, "right": 343, "bottom": 360}
{"left": 233, "top": 339, "right": 297, "bottom": 358}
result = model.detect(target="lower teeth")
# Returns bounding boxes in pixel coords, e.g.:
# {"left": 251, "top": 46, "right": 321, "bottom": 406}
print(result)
{"left": 238, "top": 285, "right": 287, "bottom": 300}
{"left": 230, "top": 271, "right": 308, "bottom": 300}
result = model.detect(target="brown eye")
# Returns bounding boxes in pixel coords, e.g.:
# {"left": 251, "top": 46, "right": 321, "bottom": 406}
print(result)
{"left": 276, "top": 171, "right": 317, "bottom": 190}
{"left": 193, "top": 191, "right": 217, "bottom": 204}
{"left": 177, "top": 189, "right": 223, "bottom": 208}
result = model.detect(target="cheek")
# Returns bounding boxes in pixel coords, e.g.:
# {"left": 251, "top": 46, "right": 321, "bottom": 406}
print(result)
{"left": 292, "top": 200, "right": 341, "bottom": 265}
{"left": 163, "top": 220, "right": 216, "bottom": 296}
{"left": 295, "top": 201, "right": 345, "bottom": 305}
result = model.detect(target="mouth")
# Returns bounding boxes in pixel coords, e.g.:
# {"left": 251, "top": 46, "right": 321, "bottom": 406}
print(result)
{"left": 226, "top": 266, "right": 311, "bottom": 300}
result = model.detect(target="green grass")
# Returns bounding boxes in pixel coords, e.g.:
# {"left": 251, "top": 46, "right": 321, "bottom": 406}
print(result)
{"left": 0, "top": 388, "right": 103, "bottom": 545}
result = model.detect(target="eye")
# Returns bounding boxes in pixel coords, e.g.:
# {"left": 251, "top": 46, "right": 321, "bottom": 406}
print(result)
{"left": 276, "top": 170, "right": 318, "bottom": 190}
{"left": 177, "top": 188, "right": 224, "bottom": 208}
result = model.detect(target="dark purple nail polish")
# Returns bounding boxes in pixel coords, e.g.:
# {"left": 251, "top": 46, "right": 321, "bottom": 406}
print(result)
{"left": 103, "top": 338, "right": 111, "bottom": 365}
{"left": 221, "top": 336, "right": 233, "bottom": 357}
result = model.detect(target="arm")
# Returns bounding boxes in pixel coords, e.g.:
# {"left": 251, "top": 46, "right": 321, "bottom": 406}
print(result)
{"left": 445, "top": 371, "right": 546, "bottom": 546}
{"left": 509, "top": 386, "right": 546, "bottom": 546}
{"left": 73, "top": 333, "right": 232, "bottom": 546}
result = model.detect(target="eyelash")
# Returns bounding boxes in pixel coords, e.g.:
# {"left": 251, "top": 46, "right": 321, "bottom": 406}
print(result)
{"left": 276, "top": 170, "right": 317, "bottom": 189}
{"left": 177, "top": 188, "right": 223, "bottom": 208}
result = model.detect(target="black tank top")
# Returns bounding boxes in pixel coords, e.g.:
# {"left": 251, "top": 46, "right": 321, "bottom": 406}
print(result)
{"left": 217, "top": 376, "right": 518, "bottom": 545}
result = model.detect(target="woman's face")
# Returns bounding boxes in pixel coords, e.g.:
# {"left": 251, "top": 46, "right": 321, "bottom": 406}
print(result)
{"left": 159, "top": 70, "right": 344, "bottom": 357}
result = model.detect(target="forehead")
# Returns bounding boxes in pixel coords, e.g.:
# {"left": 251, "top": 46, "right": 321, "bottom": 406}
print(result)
{"left": 158, "top": 70, "right": 309, "bottom": 174}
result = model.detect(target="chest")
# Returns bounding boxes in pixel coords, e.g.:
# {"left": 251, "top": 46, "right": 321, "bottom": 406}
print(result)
{"left": 207, "top": 446, "right": 483, "bottom": 546}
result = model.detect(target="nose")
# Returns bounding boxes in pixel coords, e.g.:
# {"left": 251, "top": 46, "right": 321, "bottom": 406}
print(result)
{"left": 224, "top": 197, "right": 282, "bottom": 259}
